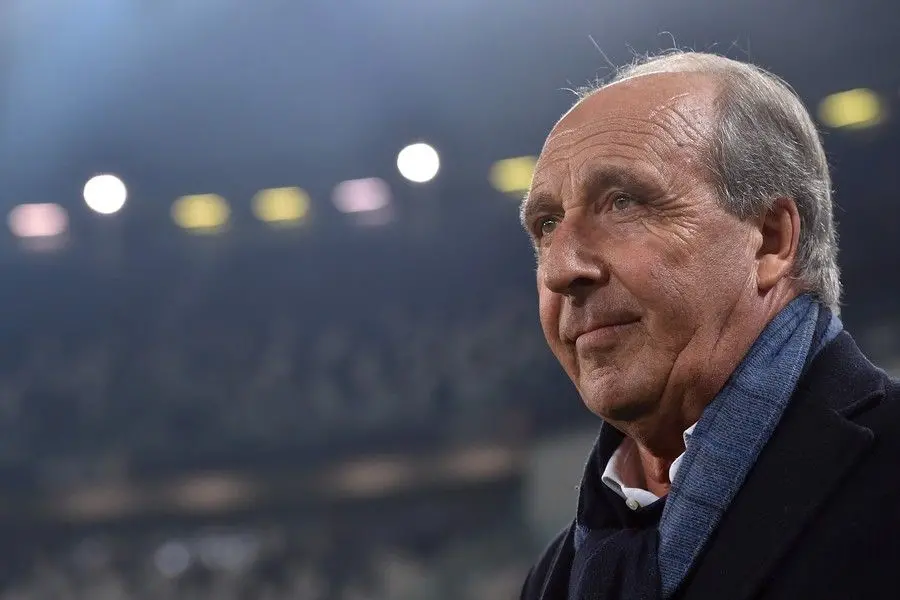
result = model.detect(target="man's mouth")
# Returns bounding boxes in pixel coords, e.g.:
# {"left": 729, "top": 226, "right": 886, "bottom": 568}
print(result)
{"left": 574, "top": 318, "right": 641, "bottom": 349}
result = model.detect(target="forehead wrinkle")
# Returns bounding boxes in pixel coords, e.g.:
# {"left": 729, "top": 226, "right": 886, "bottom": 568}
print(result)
{"left": 538, "top": 151, "right": 574, "bottom": 170}
{"left": 569, "top": 131, "right": 669, "bottom": 164}
{"left": 524, "top": 152, "right": 567, "bottom": 221}
{"left": 561, "top": 87, "right": 712, "bottom": 155}
{"left": 568, "top": 149, "right": 669, "bottom": 201}
{"left": 644, "top": 92, "right": 693, "bottom": 120}
{"left": 539, "top": 127, "right": 584, "bottom": 160}
{"left": 528, "top": 79, "right": 717, "bottom": 224}
{"left": 529, "top": 153, "right": 570, "bottom": 201}
{"left": 534, "top": 97, "right": 709, "bottom": 206}
{"left": 569, "top": 141, "right": 654, "bottom": 176}
{"left": 565, "top": 131, "right": 674, "bottom": 188}
{"left": 532, "top": 133, "right": 582, "bottom": 207}
{"left": 649, "top": 106, "right": 709, "bottom": 149}
{"left": 555, "top": 113, "right": 697, "bottom": 163}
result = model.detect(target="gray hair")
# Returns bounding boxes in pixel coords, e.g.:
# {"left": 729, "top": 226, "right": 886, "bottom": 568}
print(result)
{"left": 577, "top": 51, "right": 841, "bottom": 313}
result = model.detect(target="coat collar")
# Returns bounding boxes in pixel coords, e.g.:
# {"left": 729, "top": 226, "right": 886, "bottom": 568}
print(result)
{"left": 532, "top": 331, "right": 886, "bottom": 600}
{"left": 676, "top": 331, "right": 884, "bottom": 600}
{"left": 536, "top": 522, "right": 575, "bottom": 600}
{"left": 658, "top": 296, "right": 825, "bottom": 597}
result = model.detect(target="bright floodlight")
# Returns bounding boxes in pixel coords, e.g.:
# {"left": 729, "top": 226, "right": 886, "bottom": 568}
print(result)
{"left": 397, "top": 143, "right": 440, "bottom": 183}
{"left": 83, "top": 174, "right": 128, "bottom": 215}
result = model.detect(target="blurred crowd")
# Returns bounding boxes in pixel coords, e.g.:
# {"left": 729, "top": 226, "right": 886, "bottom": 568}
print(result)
{"left": 0, "top": 295, "right": 535, "bottom": 460}
{"left": 0, "top": 240, "right": 569, "bottom": 598}
{"left": 0, "top": 242, "right": 583, "bottom": 480}
{"left": 0, "top": 528, "right": 529, "bottom": 600}
{"left": 0, "top": 502, "right": 530, "bottom": 600}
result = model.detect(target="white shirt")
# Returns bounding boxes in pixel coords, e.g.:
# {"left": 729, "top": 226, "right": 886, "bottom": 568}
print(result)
{"left": 601, "top": 424, "right": 697, "bottom": 511}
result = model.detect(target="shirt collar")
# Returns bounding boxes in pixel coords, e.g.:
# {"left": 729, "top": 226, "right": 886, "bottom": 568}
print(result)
{"left": 601, "top": 423, "right": 697, "bottom": 508}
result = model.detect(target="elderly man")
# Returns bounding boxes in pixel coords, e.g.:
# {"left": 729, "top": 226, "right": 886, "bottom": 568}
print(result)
{"left": 519, "top": 51, "right": 900, "bottom": 600}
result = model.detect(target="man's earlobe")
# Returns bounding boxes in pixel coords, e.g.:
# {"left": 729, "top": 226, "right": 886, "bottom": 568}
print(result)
{"left": 756, "top": 197, "right": 800, "bottom": 292}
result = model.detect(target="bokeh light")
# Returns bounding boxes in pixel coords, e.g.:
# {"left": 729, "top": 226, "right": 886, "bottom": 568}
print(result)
{"left": 172, "top": 194, "right": 231, "bottom": 233}
{"left": 8, "top": 203, "right": 69, "bottom": 238}
{"left": 252, "top": 187, "right": 310, "bottom": 226}
{"left": 83, "top": 174, "right": 128, "bottom": 215}
{"left": 490, "top": 156, "right": 537, "bottom": 196}
{"left": 818, "top": 88, "right": 884, "bottom": 129}
{"left": 397, "top": 143, "right": 440, "bottom": 183}
{"left": 332, "top": 178, "right": 392, "bottom": 214}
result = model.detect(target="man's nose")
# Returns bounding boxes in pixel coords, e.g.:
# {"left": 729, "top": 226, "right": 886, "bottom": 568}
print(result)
{"left": 539, "top": 220, "right": 609, "bottom": 300}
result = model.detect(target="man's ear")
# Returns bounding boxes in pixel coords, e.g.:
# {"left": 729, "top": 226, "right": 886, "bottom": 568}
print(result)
{"left": 757, "top": 197, "right": 800, "bottom": 292}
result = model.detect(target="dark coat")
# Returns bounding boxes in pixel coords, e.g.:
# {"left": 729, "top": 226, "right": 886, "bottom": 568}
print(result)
{"left": 521, "top": 331, "right": 900, "bottom": 600}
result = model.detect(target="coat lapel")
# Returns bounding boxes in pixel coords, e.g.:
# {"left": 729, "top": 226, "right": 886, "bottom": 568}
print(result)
{"left": 537, "top": 522, "right": 575, "bottom": 600}
{"left": 677, "top": 333, "right": 883, "bottom": 600}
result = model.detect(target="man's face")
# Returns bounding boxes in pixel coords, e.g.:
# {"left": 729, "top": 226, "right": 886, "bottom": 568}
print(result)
{"left": 525, "top": 73, "right": 760, "bottom": 425}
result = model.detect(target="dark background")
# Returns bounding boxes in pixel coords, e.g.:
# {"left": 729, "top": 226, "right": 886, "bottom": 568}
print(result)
{"left": 0, "top": 1, "right": 897, "bottom": 598}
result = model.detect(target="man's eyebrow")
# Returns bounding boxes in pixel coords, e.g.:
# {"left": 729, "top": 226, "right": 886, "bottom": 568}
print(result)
{"left": 519, "top": 165, "right": 656, "bottom": 230}
{"left": 582, "top": 164, "right": 653, "bottom": 198}
{"left": 519, "top": 190, "right": 558, "bottom": 231}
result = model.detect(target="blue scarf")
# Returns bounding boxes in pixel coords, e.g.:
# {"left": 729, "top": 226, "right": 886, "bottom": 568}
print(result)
{"left": 657, "top": 295, "right": 842, "bottom": 597}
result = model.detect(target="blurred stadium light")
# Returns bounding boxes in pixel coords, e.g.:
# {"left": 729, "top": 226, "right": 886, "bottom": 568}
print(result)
{"left": 397, "top": 143, "right": 440, "bottom": 183}
{"left": 83, "top": 174, "right": 128, "bottom": 215}
{"left": 8, "top": 203, "right": 68, "bottom": 238}
{"left": 332, "top": 177, "right": 392, "bottom": 213}
{"left": 818, "top": 88, "right": 884, "bottom": 129}
{"left": 251, "top": 186, "right": 310, "bottom": 226}
{"left": 172, "top": 194, "right": 231, "bottom": 233}
{"left": 490, "top": 156, "right": 537, "bottom": 196}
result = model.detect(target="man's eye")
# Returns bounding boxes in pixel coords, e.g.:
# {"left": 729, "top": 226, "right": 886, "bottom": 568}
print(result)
{"left": 537, "top": 217, "right": 559, "bottom": 237}
{"left": 611, "top": 194, "right": 636, "bottom": 211}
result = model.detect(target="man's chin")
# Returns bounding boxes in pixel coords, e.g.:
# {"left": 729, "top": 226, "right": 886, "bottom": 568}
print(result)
{"left": 580, "top": 380, "right": 658, "bottom": 423}
{"left": 600, "top": 399, "right": 658, "bottom": 423}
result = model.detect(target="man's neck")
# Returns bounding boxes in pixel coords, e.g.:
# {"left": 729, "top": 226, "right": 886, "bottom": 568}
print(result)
{"left": 638, "top": 443, "right": 678, "bottom": 496}
{"left": 619, "top": 288, "right": 800, "bottom": 476}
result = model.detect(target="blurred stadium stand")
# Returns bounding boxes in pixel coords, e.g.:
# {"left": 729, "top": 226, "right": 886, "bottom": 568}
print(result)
{"left": 0, "top": 0, "right": 898, "bottom": 597}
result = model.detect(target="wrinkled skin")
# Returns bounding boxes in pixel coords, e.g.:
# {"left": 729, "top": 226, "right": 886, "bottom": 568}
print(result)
{"left": 523, "top": 72, "right": 800, "bottom": 487}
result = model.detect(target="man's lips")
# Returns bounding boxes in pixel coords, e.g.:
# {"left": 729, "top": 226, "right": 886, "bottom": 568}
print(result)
{"left": 570, "top": 318, "right": 641, "bottom": 349}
